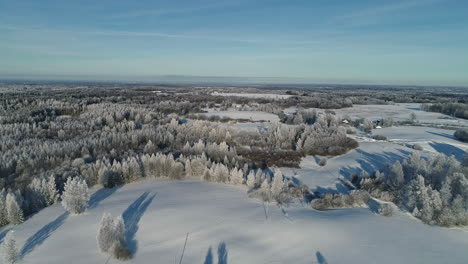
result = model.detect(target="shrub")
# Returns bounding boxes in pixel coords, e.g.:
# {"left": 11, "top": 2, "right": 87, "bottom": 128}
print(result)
{"left": 311, "top": 190, "right": 370, "bottom": 210}
{"left": 372, "top": 135, "right": 387, "bottom": 141}
{"left": 111, "top": 241, "right": 132, "bottom": 260}
{"left": 346, "top": 127, "right": 356, "bottom": 134}
{"left": 318, "top": 158, "right": 327, "bottom": 166}
{"left": 454, "top": 129, "right": 468, "bottom": 142}
{"left": 378, "top": 203, "right": 394, "bottom": 217}
{"left": 412, "top": 144, "right": 423, "bottom": 150}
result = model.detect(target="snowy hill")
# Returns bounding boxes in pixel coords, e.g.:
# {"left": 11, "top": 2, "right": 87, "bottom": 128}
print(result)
{"left": 3, "top": 180, "right": 468, "bottom": 264}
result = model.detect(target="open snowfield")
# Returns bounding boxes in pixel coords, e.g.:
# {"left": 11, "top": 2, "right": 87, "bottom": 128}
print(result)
{"left": 202, "top": 108, "right": 280, "bottom": 122}
{"left": 375, "top": 126, "right": 468, "bottom": 159}
{"left": 322, "top": 103, "right": 468, "bottom": 128}
{"left": 3, "top": 180, "right": 468, "bottom": 264}
{"left": 211, "top": 92, "right": 292, "bottom": 99}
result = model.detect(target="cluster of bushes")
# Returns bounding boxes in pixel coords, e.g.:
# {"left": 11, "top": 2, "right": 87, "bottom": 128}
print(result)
{"left": 311, "top": 190, "right": 370, "bottom": 210}
{"left": 279, "top": 110, "right": 317, "bottom": 125}
{"left": 372, "top": 135, "right": 387, "bottom": 141}
{"left": 247, "top": 169, "right": 311, "bottom": 206}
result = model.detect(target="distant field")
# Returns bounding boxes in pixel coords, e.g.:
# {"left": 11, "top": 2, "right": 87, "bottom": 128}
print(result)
{"left": 211, "top": 92, "right": 292, "bottom": 99}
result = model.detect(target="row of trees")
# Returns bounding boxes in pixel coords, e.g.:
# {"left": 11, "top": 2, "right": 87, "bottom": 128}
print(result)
{"left": 422, "top": 102, "right": 468, "bottom": 120}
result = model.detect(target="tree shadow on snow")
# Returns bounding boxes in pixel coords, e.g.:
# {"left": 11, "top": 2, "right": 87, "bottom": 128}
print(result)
{"left": 218, "top": 242, "right": 228, "bottom": 264}
{"left": 429, "top": 142, "right": 465, "bottom": 161}
{"left": 88, "top": 186, "right": 120, "bottom": 209}
{"left": 0, "top": 228, "right": 11, "bottom": 243}
{"left": 204, "top": 246, "right": 213, "bottom": 264}
{"left": 316, "top": 251, "right": 328, "bottom": 264}
{"left": 20, "top": 211, "right": 69, "bottom": 258}
{"left": 313, "top": 183, "right": 349, "bottom": 195}
{"left": 123, "top": 191, "right": 156, "bottom": 254}
{"left": 340, "top": 149, "right": 409, "bottom": 180}
{"left": 203, "top": 242, "right": 228, "bottom": 264}
{"left": 426, "top": 131, "right": 456, "bottom": 141}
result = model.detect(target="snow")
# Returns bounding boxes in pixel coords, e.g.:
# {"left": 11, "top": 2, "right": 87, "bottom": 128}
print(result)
{"left": 322, "top": 103, "right": 468, "bottom": 128}
{"left": 374, "top": 126, "right": 468, "bottom": 160}
{"left": 281, "top": 141, "right": 414, "bottom": 193}
{"left": 4, "top": 180, "right": 468, "bottom": 264}
{"left": 211, "top": 92, "right": 292, "bottom": 99}
{"left": 281, "top": 124, "right": 468, "bottom": 193}
{"left": 202, "top": 108, "right": 279, "bottom": 122}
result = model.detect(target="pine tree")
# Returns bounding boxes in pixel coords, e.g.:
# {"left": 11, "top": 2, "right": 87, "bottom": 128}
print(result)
{"left": 1, "top": 231, "right": 18, "bottom": 264}
{"left": 61, "top": 177, "right": 90, "bottom": 214}
{"left": 6, "top": 192, "right": 23, "bottom": 225}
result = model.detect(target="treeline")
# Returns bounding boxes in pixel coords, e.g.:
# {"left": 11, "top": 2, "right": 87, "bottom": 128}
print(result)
{"left": 422, "top": 102, "right": 468, "bottom": 120}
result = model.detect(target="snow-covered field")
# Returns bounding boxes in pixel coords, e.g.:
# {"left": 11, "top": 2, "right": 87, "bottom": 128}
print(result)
{"left": 211, "top": 92, "right": 292, "bottom": 99}
{"left": 202, "top": 108, "right": 279, "bottom": 122}
{"left": 4, "top": 180, "right": 468, "bottom": 264}
{"left": 324, "top": 103, "right": 468, "bottom": 128}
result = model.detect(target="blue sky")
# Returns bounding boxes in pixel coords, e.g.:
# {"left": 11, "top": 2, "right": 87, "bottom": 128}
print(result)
{"left": 1, "top": 0, "right": 467, "bottom": 85}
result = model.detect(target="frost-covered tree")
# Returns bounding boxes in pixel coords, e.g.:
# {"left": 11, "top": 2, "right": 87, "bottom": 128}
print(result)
{"left": 97, "top": 213, "right": 130, "bottom": 259}
{"left": 271, "top": 169, "right": 284, "bottom": 200}
{"left": 61, "top": 177, "right": 90, "bottom": 214}
{"left": 246, "top": 171, "right": 256, "bottom": 189}
{"left": 45, "top": 175, "right": 58, "bottom": 206}
{"left": 1, "top": 231, "right": 18, "bottom": 264}
{"left": 6, "top": 192, "right": 23, "bottom": 225}
{"left": 229, "top": 167, "right": 244, "bottom": 185}
{"left": 388, "top": 161, "right": 404, "bottom": 188}
{"left": 97, "top": 212, "right": 116, "bottom": 253}
{"left": 0, "top": 193, "right": 7, "bottom": 227}
{"left": 185, "top": 160, "right": 193, "bottom": 178}
{"left": 259, "top": 179, "right": 272, "bottom": 203}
